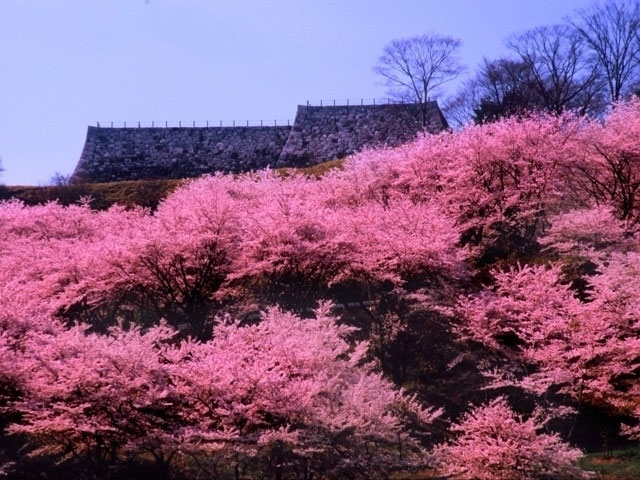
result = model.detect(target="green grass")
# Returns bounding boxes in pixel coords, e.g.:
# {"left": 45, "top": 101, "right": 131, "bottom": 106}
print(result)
{"left": 392, "top": 469, "right": 438, "bottom": 479}
{"left": 580, "top": 448, "right": 640, "bottom": 480}
{"left": 389, "top": 448, "right": 640, "bottom": 480}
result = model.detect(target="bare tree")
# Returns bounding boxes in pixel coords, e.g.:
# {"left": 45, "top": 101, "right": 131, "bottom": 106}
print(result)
{"left": 508, "top": 25, "right": 605, "bottom": 116}
{"left": 374, "top": 33, "right": 465, "bottom": 127}
{"left": 443, "top": 58, "right": 534, "bottom": 128}
{"left": 442, "top": 79, "right": 479, "bottom": 129}
{"left": 470, "top": 58, "right": 543, "bottom": 124}
{"left": 571, "top": 0, "right": 640, "bottom": 103}
{"left": 445, "top": 56, "right": 580, "bottom": 127}
{"left": 48, "top": 172, "right": 72, "bottom": 186}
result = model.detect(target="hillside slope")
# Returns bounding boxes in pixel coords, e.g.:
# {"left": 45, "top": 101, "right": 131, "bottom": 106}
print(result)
{"left": 0, "top": 159, "right": 345, "bottom": 210}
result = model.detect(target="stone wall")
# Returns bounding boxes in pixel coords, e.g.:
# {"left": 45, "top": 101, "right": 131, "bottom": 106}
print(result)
{"left": 72, "top": 102, "right": 447, "bottom": 183}
{"left": 277, "top": 102, "right": 447, "bottom": 167}
{"left": 73, "top": 126, "right": 292, "bottom": 183}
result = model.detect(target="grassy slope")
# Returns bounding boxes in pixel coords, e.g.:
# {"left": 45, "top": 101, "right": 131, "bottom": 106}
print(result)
{"left": 394, "top": 449, "right": 640, "bottom": 480}
{"left": 580, "top": 448, "right": 640, "bottom": 480}
{"left": 0, "top": 159, "right": 345, "bottom": 210}
{"left": 0, "top": 179, "right": 185, "bottom": 210}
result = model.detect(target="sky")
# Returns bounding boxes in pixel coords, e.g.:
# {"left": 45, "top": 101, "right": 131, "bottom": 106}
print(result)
{"left": 0, "top": 0, "right": 596, "bottom": 185}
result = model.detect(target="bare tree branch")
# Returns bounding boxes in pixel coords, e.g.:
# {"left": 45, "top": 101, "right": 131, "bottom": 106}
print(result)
{"left": 374, "top": 33, "right": 465, "bottom": 127}
{"left": 570, "top": 0, "right": 640, "bottom": 102}
{"left": 508, "top": 25, "right": 605, "bottom": 116}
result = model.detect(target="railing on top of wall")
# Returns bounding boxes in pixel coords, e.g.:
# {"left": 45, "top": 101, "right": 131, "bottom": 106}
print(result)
{"left": 96, "top": 119, "right": 293, "bottom": 128}
{"left": 95, "top": 99, "right": 428, "bottom": 128}
{"left": 302, "top": 98, "right": 423, "bottom": 107}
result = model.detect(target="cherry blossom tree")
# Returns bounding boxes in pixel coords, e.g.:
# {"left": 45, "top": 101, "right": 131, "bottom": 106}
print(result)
{"left": 174, "top": 305, "right": 440, "bottom": 479}
{"left": 0, "top": 177, "right": 243, "bottom": 339}
{"left": 0, "top": 200, "right": 150, "bottom": 322}
{"left": 438, "top": 113, "right": 584, "bottom": 262}
{"left": 7, "top": 321, "right": 185, "bottom": 479}
{"left": 541, "top": 206, "right": 634, "bottom": 258}
{"left": 567, "top": 98, "right": 640, "bottom": 224}
{"left": 3, "top": 307, "right": 440, "bottom": 479}
{"left": 433, "top": 397, "right": 590, "bottom": 480}
{"left": 458, "top": 262, "right": 640, "bottom": 437}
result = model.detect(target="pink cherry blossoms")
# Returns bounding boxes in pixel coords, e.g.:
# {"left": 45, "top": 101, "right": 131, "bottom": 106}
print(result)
{"left": 433, "top": 397, "right": 589, "bottom": 480}
{"left": 4, "top": 99, "right": 640, "bottom": 479}
{"left": 1, "top": 308, "right": 439, "bottom": 479}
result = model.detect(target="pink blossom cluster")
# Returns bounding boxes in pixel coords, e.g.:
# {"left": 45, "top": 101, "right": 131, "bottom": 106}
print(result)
{"left": 433, "top": 397, "right": 590, "bottom": 480}
{"left": 3, "top": 99, "right": 640, "bottom": 478}
{"left": 1, "top": 307, "right": 438, "bottom": 478}
{"left": 459, "top": 262, "right": 640, "bottom": 415}
{"left": 453, "top": 101, "right": 640, "bottom": 456}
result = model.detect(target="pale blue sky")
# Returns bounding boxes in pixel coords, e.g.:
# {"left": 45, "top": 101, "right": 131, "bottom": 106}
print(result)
{"left": 0, "top": 0, "right": 595, "bottom": 185}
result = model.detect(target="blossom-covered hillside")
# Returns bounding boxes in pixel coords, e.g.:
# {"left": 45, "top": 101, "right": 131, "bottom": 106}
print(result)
{"left": 2, "top": 100, "right": 640, "bottom": 479}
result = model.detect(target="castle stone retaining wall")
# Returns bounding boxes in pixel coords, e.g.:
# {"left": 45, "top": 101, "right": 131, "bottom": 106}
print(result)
{"left": 277, "top": 102, "right": 446, "bottom": 167}
{"left": 72, "top": 102, "right": 447, "bottom": 182}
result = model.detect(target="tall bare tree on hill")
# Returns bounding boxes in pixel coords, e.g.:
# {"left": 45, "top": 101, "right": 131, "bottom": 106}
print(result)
{"left": 508, "top": 25, "right": 605, "bottom": 116}
{"left": 374, "top": 33, "right": 465, "bottom": 128}
{"left": 571, "top": 0, "right": 640, "bottom": 103}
